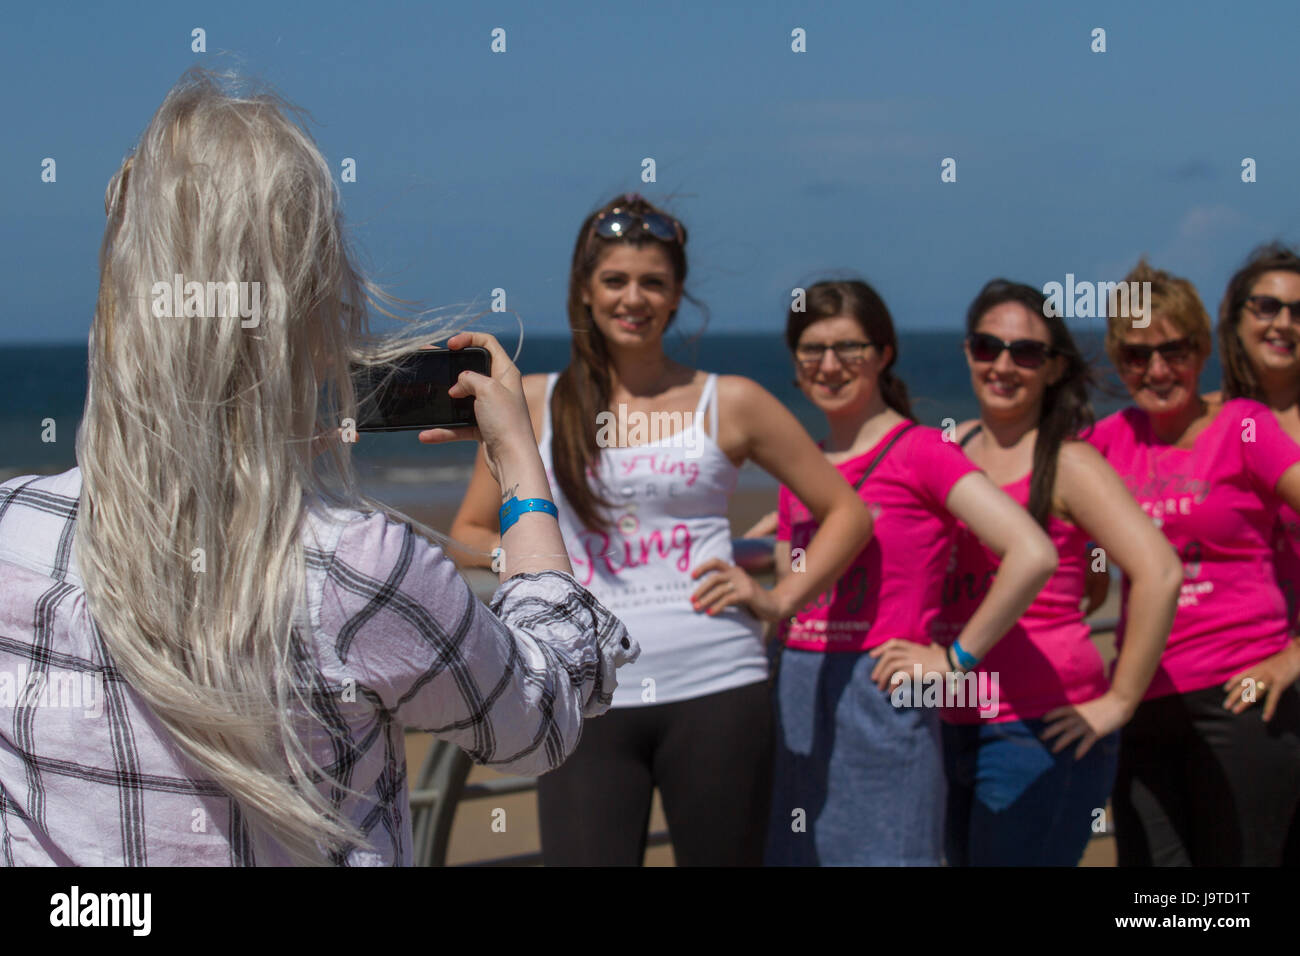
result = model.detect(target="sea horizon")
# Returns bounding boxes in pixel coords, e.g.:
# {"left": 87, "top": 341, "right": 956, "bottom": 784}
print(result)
{"left": 0, "top": 330, "right": 1220, "bottom": 508}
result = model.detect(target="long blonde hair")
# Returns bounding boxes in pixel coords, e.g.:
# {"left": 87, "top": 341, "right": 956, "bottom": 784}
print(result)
{"left": 75, "top": 68, "right": 452, "bottom": 864}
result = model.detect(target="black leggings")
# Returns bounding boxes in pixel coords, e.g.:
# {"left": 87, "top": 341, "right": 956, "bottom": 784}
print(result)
{"left": 536, "top": 680, "right": 773, "bottom": 866}
{"left": 1113, "top": 682, "right": 1300, "bottom": 866}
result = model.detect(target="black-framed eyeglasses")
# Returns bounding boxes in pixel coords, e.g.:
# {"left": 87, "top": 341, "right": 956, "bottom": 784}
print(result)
{"left": 1246, "top": 295, "right": 1300, "bottom": 322}
{"left": 591, "top": 203, "right": 685, "bottom": 246}
{"left": 794, "top": 340, "right": 874, "bottom": 366}
{"left": 1117, "top": 337, "right": 1196, "bottom": 372}
{"left": 966, "top": 332, "right": 1056, "bottom": 369}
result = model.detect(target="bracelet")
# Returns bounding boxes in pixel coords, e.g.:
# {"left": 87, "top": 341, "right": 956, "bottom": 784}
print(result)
{"left": 945, "top": 643, "right": 958, "bottom": 672}
{"left": 951, "top": 638, "right": 979, "bottom": 672}
{"left": 498, "top": 496, "right": 558, "bottom": 534}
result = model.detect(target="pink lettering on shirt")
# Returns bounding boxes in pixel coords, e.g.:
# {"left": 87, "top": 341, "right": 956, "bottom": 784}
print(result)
{"left": 776, "top": 424, "right": 979, "bottom": 653}
{"left": 570, "top": 522, "right": 693, "bottom": 587}
{"left": 617, "top": 454, "right": 699, "bottom": 487}
{"left": 1087, "top": 399, "right": 1300, "bottom": 698}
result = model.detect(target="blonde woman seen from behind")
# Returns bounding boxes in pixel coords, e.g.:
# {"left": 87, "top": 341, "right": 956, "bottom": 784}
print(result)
{"left": 0, "top": 69, "right": 635, "bottom": 867}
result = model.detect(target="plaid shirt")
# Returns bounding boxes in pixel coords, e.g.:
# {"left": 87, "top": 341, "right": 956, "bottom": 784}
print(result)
{"left": 0, "top": 469, "right": 636, "bottom": 866}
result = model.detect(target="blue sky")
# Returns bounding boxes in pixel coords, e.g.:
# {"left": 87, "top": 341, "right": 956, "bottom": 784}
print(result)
{"left": 3, "top": 0, "right": 1298, "bottom": 343}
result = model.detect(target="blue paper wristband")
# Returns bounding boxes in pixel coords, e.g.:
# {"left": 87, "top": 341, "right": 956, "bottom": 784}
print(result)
{"left": 952, "top": 638, "right": 979, "bottom": 672}
{"left": 498, "top": 496, "right": 559, "bottom": 534}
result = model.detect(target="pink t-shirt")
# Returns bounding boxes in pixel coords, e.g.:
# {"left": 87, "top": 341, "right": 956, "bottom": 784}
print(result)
{"left": 776, "top": 422, "right": 979, "bottom": 652}
{"left": 1274, "top": 505, "right": 1300, "bottom": 635}
{"left": 934, "top": 472, "right": 1109, "bottom": 724}
{"left": 1087, "top": 398, "right": 1300, "bottom": 699}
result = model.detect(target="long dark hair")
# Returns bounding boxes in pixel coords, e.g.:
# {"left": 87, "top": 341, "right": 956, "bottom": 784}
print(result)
{"left": 965, "top": 278, "right": 1095, "bottom": 529}
{"left": 1219, "top": 242, "right": 1300, "bottom": 400}
{"left": 784, "top": 279, "right": 914, "bottom": 419}
{"left": 551, "top": 194, "right": 699, "bottom": 533}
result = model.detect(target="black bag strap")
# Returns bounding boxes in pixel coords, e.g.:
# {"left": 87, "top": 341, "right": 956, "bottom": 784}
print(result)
{"left": 853, "top": 422, "right": 918, "bottom": 491}
{"left": 959, "top": 422, "right": 983, "bottom": 448}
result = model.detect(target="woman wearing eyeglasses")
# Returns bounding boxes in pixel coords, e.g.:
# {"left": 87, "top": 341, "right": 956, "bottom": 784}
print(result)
{"left": 1214, "top": 244, "right": 1300, "bottom": 637}
{"left": 937, "top": 279, "right": 1180, "bottom": 866}
{"left": 450, "top": 196, "right": 872, "bottom": 866}
{"left": 1088, "top": 258, "right": 1300, "bottom": 866}
{"left": 763, "top": 279, "right": 1058, "bottom": 866}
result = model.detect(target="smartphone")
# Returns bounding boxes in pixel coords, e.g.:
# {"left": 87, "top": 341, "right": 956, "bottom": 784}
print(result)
{"left": 351, "top": 347, "right": 491, "bottom": 431}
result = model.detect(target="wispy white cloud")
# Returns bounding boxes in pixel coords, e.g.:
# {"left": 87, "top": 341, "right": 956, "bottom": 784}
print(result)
{"left": 1155, "top": 204, "right": 1252, "bottom": 271}
{"left": 1087, "top": 205, "right": 1256, "bottom": 289}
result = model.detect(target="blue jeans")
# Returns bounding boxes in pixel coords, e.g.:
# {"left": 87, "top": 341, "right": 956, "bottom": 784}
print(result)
{"left": 765, "top": 647, "right": 945, "bottom": 866}
{"left": 942, "top": 717, "right": 1119, "bottom": 866}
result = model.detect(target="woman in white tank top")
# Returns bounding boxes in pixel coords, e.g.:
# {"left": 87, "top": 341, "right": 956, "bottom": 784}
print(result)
{"left": 450, "top": 194, "right": 872, "bottom": 865}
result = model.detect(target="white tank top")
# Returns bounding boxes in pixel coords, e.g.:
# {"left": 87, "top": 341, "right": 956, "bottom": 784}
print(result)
{"left": 539, "top": 372, "right": 768, "bottom": 707}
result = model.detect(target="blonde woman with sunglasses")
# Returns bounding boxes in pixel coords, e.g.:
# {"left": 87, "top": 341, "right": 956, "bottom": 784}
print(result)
{"left": 1088, "top": 258, "right": 1300, "bottom": 865}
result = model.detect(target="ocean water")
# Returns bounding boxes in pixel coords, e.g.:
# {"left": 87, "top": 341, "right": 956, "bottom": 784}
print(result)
{"left": 0, "top": 332, "right": 1221, "bottom": 507}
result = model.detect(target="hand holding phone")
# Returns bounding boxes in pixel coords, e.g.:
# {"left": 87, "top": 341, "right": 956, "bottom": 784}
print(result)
{"left": 353, "top": 346, "right": 491, "bottom": 432}
{"left": 414, "top": 333, "right": 542, "bottom": 492}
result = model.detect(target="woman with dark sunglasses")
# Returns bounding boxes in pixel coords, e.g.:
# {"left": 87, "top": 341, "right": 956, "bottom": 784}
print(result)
{"left": 1087, "top": 258, "right": 1300, "bottom": 865}
{"left": 763, "top": 279, "right": 1058, "bottom": 866}
{"left": 450, "top": 195, "right": 872, "bottom": 865}
{"left": 937, "top": 279, "right": 1180, "bottom": 866}
{"left": 1214, "top": 244, "right": 1300, "bottom": 636}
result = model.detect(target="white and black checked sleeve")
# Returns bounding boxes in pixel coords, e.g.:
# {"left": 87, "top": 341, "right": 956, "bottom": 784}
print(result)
{"left": 314, "top": 512, "right": 638, "bottom": 776}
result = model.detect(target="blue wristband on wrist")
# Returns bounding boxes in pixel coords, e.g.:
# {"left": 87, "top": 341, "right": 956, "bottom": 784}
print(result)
{"left": 952, "top": 638, "right": 979, "bottom": 672}
{"left": 498, "top": 496, "right": 558, "bottom": 534}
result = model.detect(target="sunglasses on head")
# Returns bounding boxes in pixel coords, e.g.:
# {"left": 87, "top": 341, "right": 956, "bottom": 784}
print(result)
{"left": 1245, "top": 295, "right": 1300, "bottom": 322}
{"left": 591, "top": 196, "right": 685, "bottom": 246}
{"left": 966, "top": 331, "right": 1056, "bottom": 369}
{"left": 1117, "top": 337, "right": 1195, "bottom": 371}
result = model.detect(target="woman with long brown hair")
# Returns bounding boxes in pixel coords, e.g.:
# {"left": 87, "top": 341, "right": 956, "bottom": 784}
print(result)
{"left": 450, "top": 194, "right": 872, "bottom": 865}
{"left": 938, "top": 279, "right": 1179, "bottom": 866}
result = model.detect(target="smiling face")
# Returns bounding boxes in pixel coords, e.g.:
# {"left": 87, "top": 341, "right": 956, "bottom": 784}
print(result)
{"left": 1114, "top": 315, "right": 1206, "bottom": 416}
{"left": 1236, "top": 270, "right": 1300, "bottom": 383}
{"left": 793, "top": 314, "right": 893, "bottom": 416}
{"left": 581, "top": 243, "right": 682, "bottom": 350}
{"left": 966, "top": 302, "right": 1063, "bottom": 421}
